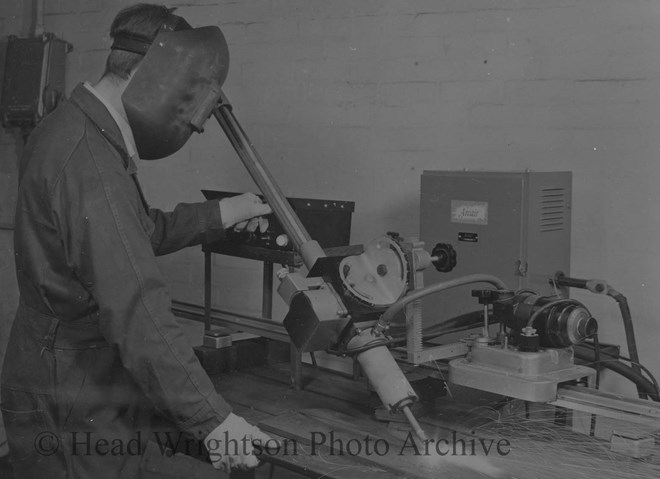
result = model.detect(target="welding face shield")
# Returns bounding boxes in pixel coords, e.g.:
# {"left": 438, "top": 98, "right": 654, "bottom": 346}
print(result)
{"left": 117, "top": 22, "right": 229, "bottom": 159}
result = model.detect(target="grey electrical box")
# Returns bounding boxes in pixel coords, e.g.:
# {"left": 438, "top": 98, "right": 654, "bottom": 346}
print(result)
{"left": 420, "top": 170, "right": 572, "bottom": 325}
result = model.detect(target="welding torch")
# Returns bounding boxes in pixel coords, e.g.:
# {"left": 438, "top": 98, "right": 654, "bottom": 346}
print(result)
{"left": 212, "top": 90, "right": 429, "bottom": 442}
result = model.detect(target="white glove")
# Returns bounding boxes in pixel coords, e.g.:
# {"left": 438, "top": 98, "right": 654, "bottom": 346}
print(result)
{"left": 205, "top": 412, "right": 272, "bottom": 473}
{"left": 240, "top": 216, "right": 270, "bottom": 234}
{"left": 219, "top": 193, "right": 272, "bottom": 230}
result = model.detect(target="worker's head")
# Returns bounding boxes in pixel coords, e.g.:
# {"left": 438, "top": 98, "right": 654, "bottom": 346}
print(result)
{"left": 103, "top": 3, "right": 188, "bottom": 82}
{"left": 102, "top": 3, "right": 230, "bottom": 160}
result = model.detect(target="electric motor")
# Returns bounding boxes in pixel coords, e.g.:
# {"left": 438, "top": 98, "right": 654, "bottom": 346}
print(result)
{"left": 493, "top": 293, "right": 598, "bottom": 349}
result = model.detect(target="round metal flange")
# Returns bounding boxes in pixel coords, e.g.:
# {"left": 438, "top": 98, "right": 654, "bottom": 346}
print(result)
{"left": 339, "top": 236, "right": 409, "bottom": 308}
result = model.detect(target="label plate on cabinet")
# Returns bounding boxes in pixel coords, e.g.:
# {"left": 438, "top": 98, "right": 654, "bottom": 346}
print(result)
{"left": 451, "top": 200, "right": 488, "bottom": 225}
{"left": 458, "top": 232, "right": 479, "bottom": 243}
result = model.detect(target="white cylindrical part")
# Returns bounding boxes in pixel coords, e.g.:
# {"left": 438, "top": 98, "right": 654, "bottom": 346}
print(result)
{"left": 300, "top": 240, "right": 325, "bottom": 269}
{"left": 355, "top": 345, "right": 418, "bottom": 411}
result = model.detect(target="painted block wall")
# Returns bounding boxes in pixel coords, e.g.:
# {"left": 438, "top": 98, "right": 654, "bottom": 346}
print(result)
{"left": 2, "top": 0, "right": 660, "bottom": 402}
{"left": 0, "top": 0, "right": 32, "bottom": 453}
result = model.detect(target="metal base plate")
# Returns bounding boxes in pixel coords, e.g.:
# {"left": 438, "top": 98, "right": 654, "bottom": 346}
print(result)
{"left": 449, "top": 346, "right": 596, "bottom": 402}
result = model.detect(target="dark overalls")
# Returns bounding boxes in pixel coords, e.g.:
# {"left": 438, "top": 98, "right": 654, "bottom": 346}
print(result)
{"left": 1, "top": 84, "right": 232, "bottom": 478}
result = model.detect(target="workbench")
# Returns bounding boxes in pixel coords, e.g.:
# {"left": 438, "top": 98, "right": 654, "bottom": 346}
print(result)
{"left": 190, "top": 222, "right": 660, "bottom": 479}
{"left": 211, "top": 360, "right": 660, "bottom": 479}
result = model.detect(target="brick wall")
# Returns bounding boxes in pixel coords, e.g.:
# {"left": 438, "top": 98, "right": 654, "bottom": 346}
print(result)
{"left": 0, "top": 0, "right": 28, "bottom": 452}
{"left": 2, "top": 0, "right": 660, "bottom": 399}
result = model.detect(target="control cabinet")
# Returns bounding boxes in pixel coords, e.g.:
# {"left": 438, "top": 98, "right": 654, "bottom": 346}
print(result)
{"left": 420, "top": 170, "right": 572, "bottom": 325}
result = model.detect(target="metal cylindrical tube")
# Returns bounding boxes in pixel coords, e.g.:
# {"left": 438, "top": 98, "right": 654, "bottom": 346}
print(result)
{"left": 213, "top": 95, "right": 322, "bottom": 267}
{"left": 349, "top": 329, "right": 428, "bottom": 441}
{"left": 348, "top": 329, "right": 418, "bottom": 411}
{"left": 553, "top": 275, "right": 588, "bottom": 289}
{"left": 300, "top": 240, "right": 325, "bottom": 271}
{"left": 402, "top": 405, "right": 427, "bottom": 442}
{"left": 356, "top": 345, "right": 417, "bottom": 410}
{"left": 483, "top": 304, "right": 489, "bottom": 337}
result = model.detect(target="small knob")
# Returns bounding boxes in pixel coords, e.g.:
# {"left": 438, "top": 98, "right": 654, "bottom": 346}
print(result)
{"left": 471, "top": 288, "right": 515, "bottom": 304}
{"left": 276, "top": 234, "right": 289, "bottom": 247}
{"left": 471, "top": 289, "right": 499, "bottom": 305}
{"left": 521, "top": 326, "right": 538, "bottom": 337}
{"left": 431, "top": 243, "right": 457, "bottom": 273}
{"left": 518, "top": 327, "right": 540, "bottom": 352}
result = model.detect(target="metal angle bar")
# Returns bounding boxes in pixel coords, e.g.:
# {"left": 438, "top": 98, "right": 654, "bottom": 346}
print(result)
{"left": 171, "top": 299, "right": 289, "bottom": 342}
{"left": 550, "top": 385, "right": 660, "bottom": 427}
{"left": 410, "top": 342, "right": 469, "bottom": 364}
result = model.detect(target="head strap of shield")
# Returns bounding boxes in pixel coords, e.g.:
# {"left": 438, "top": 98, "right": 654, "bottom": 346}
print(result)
{"left": 110, "top": 14, "right": 191, "bottom": 56}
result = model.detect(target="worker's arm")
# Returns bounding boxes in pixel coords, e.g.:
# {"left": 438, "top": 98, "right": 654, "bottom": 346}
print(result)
{"left": 148, "top": 200, "right": 225, "bottom": 256}
{"left": 147, "top": 194, "right": 271, "bottom": 256}
{"left": 53, "top": 150, "right": 230, "bottom": 440}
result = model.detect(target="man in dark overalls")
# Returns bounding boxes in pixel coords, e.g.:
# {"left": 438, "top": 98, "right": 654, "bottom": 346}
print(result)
{"left": 1, "top": 4, "right": 271, "bottom": 477}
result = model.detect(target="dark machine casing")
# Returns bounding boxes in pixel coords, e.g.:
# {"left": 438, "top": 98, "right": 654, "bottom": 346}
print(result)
{"left": 284, "top": 284, "right": 351, "bottom": 352}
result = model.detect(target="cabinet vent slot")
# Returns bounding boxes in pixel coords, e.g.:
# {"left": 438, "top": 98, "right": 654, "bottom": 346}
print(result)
{"left": 540, "top": 188, "right": 566, "bottom": 232}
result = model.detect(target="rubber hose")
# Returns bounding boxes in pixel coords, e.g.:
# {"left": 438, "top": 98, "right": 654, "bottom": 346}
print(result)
{"left": 379, "top": 274, "right": 508, "bottom": 327}
{"left": 610, "top": 293, "right": 645, "bottom": 399}
{"left": 573, "top": 348, "right": 659, "bottom": 402}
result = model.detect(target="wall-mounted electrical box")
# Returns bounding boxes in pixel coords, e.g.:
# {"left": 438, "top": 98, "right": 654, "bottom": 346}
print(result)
{"left": 420, "top": 170, "right": 572, "bottom": 325}
{"left": 1, "top": 33, "right": 72, "bottom": 129}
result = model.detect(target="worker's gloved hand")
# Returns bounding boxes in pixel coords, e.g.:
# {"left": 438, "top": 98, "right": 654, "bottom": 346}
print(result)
{"left": 205, "top": 412, "right": 272, "bottom": 473}
{"left": 219, "top": 193, "right": 272, "bottom": 230}
{"left": 238, "top": 216, "right": 269, "bottom": 234}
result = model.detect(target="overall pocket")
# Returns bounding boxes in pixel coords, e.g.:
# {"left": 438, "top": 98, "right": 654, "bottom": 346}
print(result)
{"left": 1, "top": 388, "right": 61, "bottom": 478}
